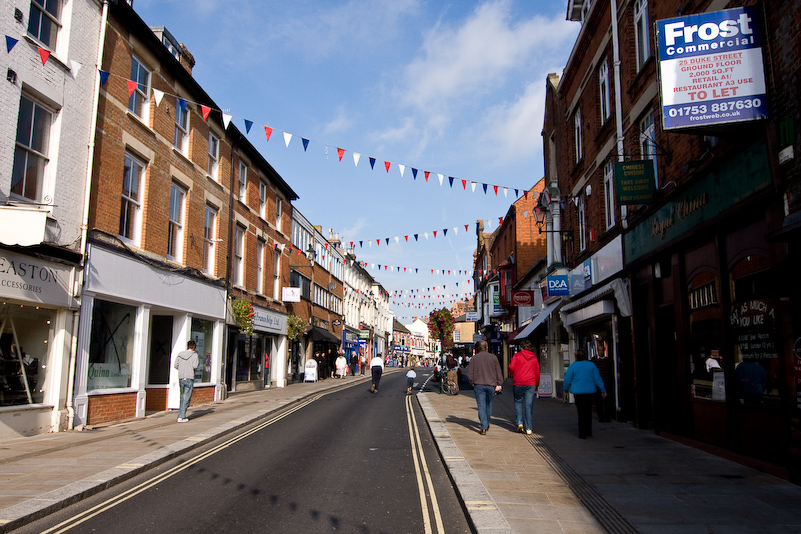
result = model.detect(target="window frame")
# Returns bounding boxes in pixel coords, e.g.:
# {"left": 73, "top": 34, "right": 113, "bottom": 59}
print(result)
{"left": 273, "top": 247, "right": 281, "bottom": 298}
{"left": 573, "top": 108, "right": 583, "bottom": 163}
{"left": 27, "top": 0, "right": 61, "bottom": 50}
{"left": 577, "top": 194, "right": 587, "bottom": 252}
{"left": 128, "top": 55, "right": 151, "bottom": 119}
{"left": 275, "top": 198, "right": 283, "bottom": 232}
{"left": 634, "top": 0, "right": 651, "bottom": 72}
{"left": 256, "top": 238, "right": 265, "bottom": 295}
{"left": 120, "top": 151, "right": 145, "bottom": 245}
{"left": 203, "top": 205, "right": 217, "bottom": 275}
{"left": 599, "top": 60, "right": 610, "bottom": 123}
{"left": 167, "top": 182, "right": 186, "bottom": 262}
{"left": 11, "top": 93, "right": 53, "bottom": 202}
{"left": 603, "top": 161, "right": 616, "bottom": 230}
{"left": 174, "top": 99, "right": 189, "bottom": 153}
{"left": 234, "top": 225, "right": 245, "bottom": 287}
{"left": 259, "top": 181, "right": 268, "bottom": 219}
{"left": 207, "top": 133, "right": 219, "bottom": 180}
{"left": 238, "top": 161, "right": 247, "bottom": 203}
{"left": 640, "top": 111, "right": 658, "bottom": 187}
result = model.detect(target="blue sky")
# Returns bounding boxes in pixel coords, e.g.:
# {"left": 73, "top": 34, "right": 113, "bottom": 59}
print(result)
{"left": 133, "top": 0, "right": 580, "bottom": 322}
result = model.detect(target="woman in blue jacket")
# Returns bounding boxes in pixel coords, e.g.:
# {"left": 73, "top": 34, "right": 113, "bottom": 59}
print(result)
{"left": 563, "top": 349, "right": 606, "bottom": 439}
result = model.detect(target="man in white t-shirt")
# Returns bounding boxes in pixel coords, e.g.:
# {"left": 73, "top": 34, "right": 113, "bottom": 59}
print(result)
{"left": 370, "top": 353, "right": 385, "bottom": 393}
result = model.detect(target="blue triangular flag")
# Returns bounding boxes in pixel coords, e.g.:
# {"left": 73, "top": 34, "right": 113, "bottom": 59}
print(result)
{"left": 412, "top": 168, "right": 418, "bottom": 180}
{"left": 515, "top": 189, "right": 519, "bottom": 197}
{"left": 414, "top": 234, "right": 418, "bottom": 241}
{"left": 448, "top": 176, "right": 454, "bottom": 187}
{"left": 244, "top": 119, "right": 253, "bottom": 134}
{"left": 359, "top": 241, "right": 363, "bottom": 248}
{"left": 483, "top": 183, "right": 488, "bottom": 194}
{"left": 6, "top": 36, "right": 18, "bottom": 53}
{"left": 443, "top": 229, "right": 448, "bottom": 237}
{"left": 369, "top": 157, "right": 376, "bottom": 169}
{"left": 177, "top": 98, "right": 187, "bottom": 114}
{"left": 385, "top": 238, "right": 389, "bottom": 246}
{"left": 302, "top": 138, "right": 309, "bottom": 151}
{"left": 99, "top": 70, "right": 110, "bottom": 87}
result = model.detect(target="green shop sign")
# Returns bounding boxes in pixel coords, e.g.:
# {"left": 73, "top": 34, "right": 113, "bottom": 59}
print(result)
{"left": 615, "top": 160, "right": 655, "bottom": 204}
{"left": 624, "top": 142, "right": 770, "bottom": 264}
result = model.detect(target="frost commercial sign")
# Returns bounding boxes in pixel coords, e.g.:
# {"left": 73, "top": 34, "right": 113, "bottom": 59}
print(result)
{"left": 657, "top": 6, "right": 768, "bottom": 130}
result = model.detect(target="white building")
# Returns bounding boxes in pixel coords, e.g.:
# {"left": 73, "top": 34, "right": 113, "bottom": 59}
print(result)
{"left": 0, "top": 0, "right": 103, "bottom": 437}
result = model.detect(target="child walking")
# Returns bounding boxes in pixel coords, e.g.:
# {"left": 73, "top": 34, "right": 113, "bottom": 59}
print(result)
{"left": 406, "top": 365, "right": 417, "bottom": 395}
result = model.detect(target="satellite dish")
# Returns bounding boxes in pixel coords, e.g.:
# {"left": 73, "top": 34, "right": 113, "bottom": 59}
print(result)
{"left": 328, "top": 282, "right": 337, "bottom": 290}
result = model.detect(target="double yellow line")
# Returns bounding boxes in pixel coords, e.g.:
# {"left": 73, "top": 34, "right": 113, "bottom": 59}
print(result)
{"left": 405, "top": 394, "right": 445, "bottom": 534}
{"left": 41, "top": 395, "right": 321, "bottom": 534}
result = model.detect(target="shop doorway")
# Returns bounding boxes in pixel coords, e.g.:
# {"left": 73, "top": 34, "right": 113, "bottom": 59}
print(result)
{"left": 148, "top": 315, "right": 172, "bottom": 385}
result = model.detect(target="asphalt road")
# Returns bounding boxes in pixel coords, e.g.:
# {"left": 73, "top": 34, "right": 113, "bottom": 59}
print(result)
{"left": 17, "top": 369, "right": 471, "bottom": 534}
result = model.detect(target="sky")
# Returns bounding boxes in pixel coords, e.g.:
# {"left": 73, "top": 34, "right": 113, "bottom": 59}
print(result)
{"left": 133, "top": 0, "right": 580, "bottom": 322}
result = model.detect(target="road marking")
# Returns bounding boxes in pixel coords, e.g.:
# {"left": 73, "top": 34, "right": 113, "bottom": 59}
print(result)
{"left": 406, "top": 394, "right": 445, "bottom": 534}
{"left": 40, "top": 395, "right": 323, "bottom": 534}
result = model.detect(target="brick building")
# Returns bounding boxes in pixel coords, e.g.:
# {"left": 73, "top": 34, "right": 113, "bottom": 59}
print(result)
{"left": 538, "top": 0, "right": 801, "bottom": 482}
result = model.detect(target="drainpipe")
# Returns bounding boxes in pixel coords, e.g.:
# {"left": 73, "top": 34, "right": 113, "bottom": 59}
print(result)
{"left": 68, "top": 0, "right": 110, "bottom": 430}
{"left": 610, "top": 0, "right": 627, "bottom": 228}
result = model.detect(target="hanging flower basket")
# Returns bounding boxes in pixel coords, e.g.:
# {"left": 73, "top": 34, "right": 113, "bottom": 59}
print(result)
{"left": 232, "top": 298, "right": 255, "bottom": 336}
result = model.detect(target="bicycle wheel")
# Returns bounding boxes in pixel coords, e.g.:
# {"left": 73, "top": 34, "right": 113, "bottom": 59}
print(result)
{"left": 445, "top": 380, "right": 458, "bottom": 395}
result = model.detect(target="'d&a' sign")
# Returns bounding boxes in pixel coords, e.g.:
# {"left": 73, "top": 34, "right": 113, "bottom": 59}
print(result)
{"left": 545, "top": 275, "right": 569, "bottom": 297}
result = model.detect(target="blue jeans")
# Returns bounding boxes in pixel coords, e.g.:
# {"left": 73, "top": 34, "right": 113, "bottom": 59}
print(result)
{"left": 513, "top": 385, "right": 536, "bottom": 430}
{"left": 178, "top": 379, "right": 194, "bottom": 419}
{"left": 473, "top": 384, "right": 495, "bottom": 431}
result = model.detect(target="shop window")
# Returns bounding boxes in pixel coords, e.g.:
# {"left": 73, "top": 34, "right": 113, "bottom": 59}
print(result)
{"left": 729, "top": 255, "right": 779, "bottom": 407}
{"left": 0, "top": 304, "right": 53, "bottom": 405}
{"left": 191, "top": 317, "right": 213, "bottom": 383}
{"left": 88, "top": 300, "right": 136, "bottom": 391}
{"left": 688, "top": 273, "right": 724, "bottom": 401}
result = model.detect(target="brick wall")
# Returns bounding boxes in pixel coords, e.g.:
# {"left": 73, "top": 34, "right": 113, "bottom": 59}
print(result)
{"left": 87, "top": 393, "right": 137, "bottom": 425}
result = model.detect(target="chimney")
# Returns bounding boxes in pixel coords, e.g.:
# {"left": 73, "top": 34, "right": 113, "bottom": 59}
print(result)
{"left": 179, "top": 44, "right": 195, "bottom": 75}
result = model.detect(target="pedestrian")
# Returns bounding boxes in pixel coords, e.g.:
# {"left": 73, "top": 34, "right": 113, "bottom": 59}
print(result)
{"left": 174, "top": 340, "right": 199, "bottom": 423}
{"left": 370, "top": 353, "right": 384, "bottom": 393}
{"left": 336, "top": 351, "right": 348, "bottom": 379}
{"left": 467, "top": 340, "right": 503, "bottom": 435}
{"left": 509, "top": 339, "right": 540, "bottom": 435}
{"left": 360, "top": 353, "right": 366, "bottom": 375}
{"left": 350, "top": 352, "right": 358, "bottom": 376}
{"left": 563, "top": 349, "right": 606, "bottom": 439}
{"left": 406, "top": 365, "right": 417, "bottom": 395}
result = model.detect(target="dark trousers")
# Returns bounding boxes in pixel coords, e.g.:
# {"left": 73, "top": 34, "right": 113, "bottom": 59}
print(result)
{"left": 595, "top": 390, "right": 611, "bottom": 422}
{"left": 574, "top": 393, "right": 595, "bottom": 438}
{"left": 371, "top": 366, "right": 383, "bottom": 390}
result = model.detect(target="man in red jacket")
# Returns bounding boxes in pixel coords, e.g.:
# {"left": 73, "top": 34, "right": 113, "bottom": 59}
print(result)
{"left": 508, "top": 339, "right": 540, "bottom": 435}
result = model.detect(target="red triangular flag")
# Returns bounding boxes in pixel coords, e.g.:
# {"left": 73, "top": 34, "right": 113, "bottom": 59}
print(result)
{"left": 499, "top": 217, "right": 503, "bottom": 225}
{"left": 404, "top": 236, "right": 408, "bottom": 242}
{"left": 461, "top": 179, "right": 467, "bottom": 190}
{"left": 384, "top": 161, "right": 391, "bottom": 173}
{"left": 38, "top": 47, "right": 50, "bottom": 66}
{"left": 433, "top": 231, "right": 437, "bottom": 238}
{"left": 494, "top": 185, "right": 499, "bottom": 195}
{"left": 127, "top": 79, "right": 138, "bottom": 97}
{"left": 424, "top": 171, "right": 430, "bottom": 182}
{"left": 524, "top": 190, "right": 528, "bottom": 199}
{"left": 201, "top": 105, "right": 211, "bottom": 121}
{"left": 377, "top": 239, "right": 380, "bottom": 246}
{"left": 337, "top": 148, "right": 345, "bottom": 161}
{"left": 264, "top": 126, "right": 273, "bottom": 141}
{"left": 465, "top": 224, "right": 469, "bottom": 231}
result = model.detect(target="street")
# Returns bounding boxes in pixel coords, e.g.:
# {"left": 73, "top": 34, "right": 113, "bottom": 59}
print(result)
{"left": 15, "top": 370, "right": 470, "bottom": 534}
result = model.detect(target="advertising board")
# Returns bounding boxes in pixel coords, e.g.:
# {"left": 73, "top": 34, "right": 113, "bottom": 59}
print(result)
{"left": 657, "top": 6, "right": 768, "bottom": 130}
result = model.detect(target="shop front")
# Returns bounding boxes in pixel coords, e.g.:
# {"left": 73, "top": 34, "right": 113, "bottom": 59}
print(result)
{"left": 625, "top": 141, "right": 800, "bottom": 480}
{"left": 0, "top": 248, "right": 79, "bottom": 437}
{"left": 73, "top": 243, "right": 226, "bottom": 427}
{"left": 252, "top": 305, "right": 287, "bottom": 389}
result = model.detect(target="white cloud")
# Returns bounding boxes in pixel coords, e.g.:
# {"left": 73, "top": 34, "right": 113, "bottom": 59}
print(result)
{"left": 322, "top": 105, "right": 354, "bottom": 135}
{"left": 477, "top": 81, "right": 547, "bottom": 162}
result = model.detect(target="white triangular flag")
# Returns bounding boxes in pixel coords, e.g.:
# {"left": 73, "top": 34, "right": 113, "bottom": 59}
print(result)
{"left": 70, "top": 60, "right": 82, "bottom": 78}
{"left": 503, "top": 187, "right": 508, "bottom": 198}
{"left": 353, "top": 153, "right": 361, "bottom": 167}
{"left": 453, "top": 227, "right": 458, "bottom": 235}
{"left": 153, "top": 89, "right": 165, "bottom": 107}
{"left": 394, "top": 237, "right": 399, "bottom": 244}
{"left": 398, "top": 164, "right": 405, "bottom": 177}
{"left": 222, "top": 112, "right": 232, "bottom": 129}
{"left": 283, "top": 132, "right": 292, "bottom": 147}
{"left": 424, "top": 232, "right": 429, "bottom": 240}
{"left": 471, "top": 182, "right": 477, "bottom": 193}
{"left": 486, "top": 219, "right": 492, "bottom": 229}
{"left": 437, "top": 174, "right": 444, "bottom": 186}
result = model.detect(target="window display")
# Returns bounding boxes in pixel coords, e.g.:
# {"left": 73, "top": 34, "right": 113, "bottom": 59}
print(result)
{"left": 191, "top": 317, "right": 213, "bottom": 383}
{"left": 688, "top": 272, "right": 724, "bottom": 401}
{"left": 0, "top": 304, "right": 53, "bottom": 405}
{"left": 88, "top": 299, "right": 136, "bottom": 390}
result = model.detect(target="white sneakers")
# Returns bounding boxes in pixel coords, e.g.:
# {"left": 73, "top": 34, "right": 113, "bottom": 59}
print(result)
{"left": 177, "top": 418, "right": 189, "bottom": 423}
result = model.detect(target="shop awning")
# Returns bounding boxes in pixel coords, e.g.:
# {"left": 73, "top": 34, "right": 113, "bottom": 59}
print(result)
{"left": 310, "top": 326, "right": 340, "bottom": 344}
{"left": 559, "top": 278, "right": 631, "bottom": 318}
{"left": 513, "top": 300, "right": 562, "bottom": 341}
{"left": 506, "top": 325, "right": 527, "bottom": 343}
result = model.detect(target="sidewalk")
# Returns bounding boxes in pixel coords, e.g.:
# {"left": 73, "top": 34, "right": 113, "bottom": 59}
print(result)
{"left": 1, "top": 373, "right": 800, "bottom": 534}
{"left": 420, "top": 378, "right": 801, "bottom": 534}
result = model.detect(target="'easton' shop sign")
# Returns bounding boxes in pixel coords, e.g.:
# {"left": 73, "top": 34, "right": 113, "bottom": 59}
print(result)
{"left": 657, "top": 6, "right": 768, "bottom": 130}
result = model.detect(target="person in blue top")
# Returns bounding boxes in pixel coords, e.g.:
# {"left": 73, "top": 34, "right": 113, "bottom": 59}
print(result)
{"left": 563, "top": 349, "right": 606, "bottom": 439}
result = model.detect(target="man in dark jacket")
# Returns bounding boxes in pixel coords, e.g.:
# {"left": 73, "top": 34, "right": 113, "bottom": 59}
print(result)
{"left": 467, "top": 340, "right": 503, "bottom": 435}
